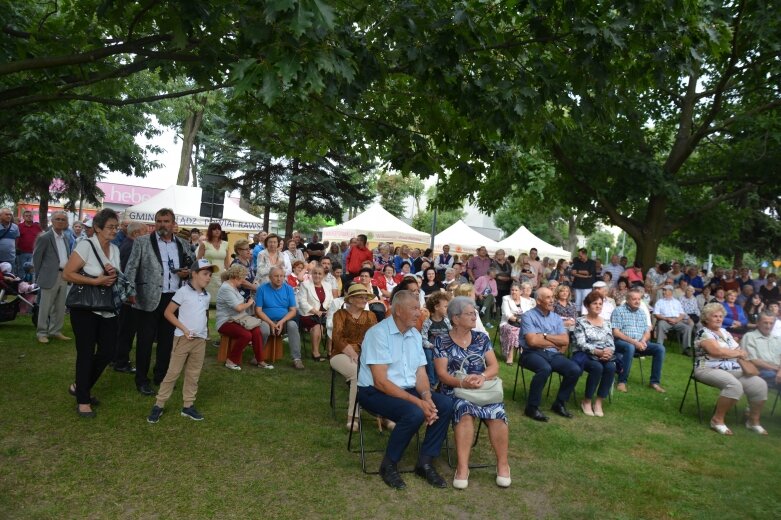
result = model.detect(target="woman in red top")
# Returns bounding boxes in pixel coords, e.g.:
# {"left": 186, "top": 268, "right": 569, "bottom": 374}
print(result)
{"left": 625, "top": 260, "right": 644, "bottom": 287}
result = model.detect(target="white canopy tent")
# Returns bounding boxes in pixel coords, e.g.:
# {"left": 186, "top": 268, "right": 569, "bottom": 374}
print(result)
{"left": 321, "top": 204, "right": 430, "bottom": 246}
{"left": 433, "top": 220, "right": 499, "bottom": 255}
{"left": 496, "top": 226, "right": 572, "bottom": 260}
{"left": 124, "top": 185, "right": 265, "bottom": 232}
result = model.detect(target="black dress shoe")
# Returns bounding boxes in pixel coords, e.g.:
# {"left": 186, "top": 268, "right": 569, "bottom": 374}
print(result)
{"left": 415, "top": 463, "right": 447, "bottom": 488}
{"left": 114, "top": 364, "right": 136, "bottom": 374}
{"left": 137, "top": 384, "right": 156, "bottom": 396}
{"left": 551, "top": 402, "right": 574, "bottom": 418}
{"left": 379, "top": 463, "right": 406, "bottom": 490}
{"left": 524, "top": 407, "right": 549, "bottom": 422}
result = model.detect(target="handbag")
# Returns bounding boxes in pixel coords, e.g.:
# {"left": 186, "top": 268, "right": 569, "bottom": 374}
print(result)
{"left": 230, "top": 313, "right": 263, "bottom": 330}
{"left": 65, "top": 240, "right": 115, "bottom": 312}
{"left": 453, "top": 353, "right": 504, "bottom": 406}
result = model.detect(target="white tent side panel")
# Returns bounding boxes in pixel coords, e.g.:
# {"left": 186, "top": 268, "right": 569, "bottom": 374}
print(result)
{"left": 433, "top": 220, "right": 500, "bottom": 255}
{"left": 321, "top": 204, "right": 430, "bottom": 246}
{"left": 496, "top": 226, "right": 572, "bottom": 260}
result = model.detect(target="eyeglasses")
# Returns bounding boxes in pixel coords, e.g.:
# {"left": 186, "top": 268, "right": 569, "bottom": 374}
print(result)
{"left": 460, "top": 311, "right": 478, "bottom": 317}
{"left": 104, "top": 225, "right": 119, "bottom": 230}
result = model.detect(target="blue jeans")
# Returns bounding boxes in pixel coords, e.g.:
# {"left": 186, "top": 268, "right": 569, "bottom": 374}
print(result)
{"left": 357, "top": 386, "right": 454, "bottom": 464}
{"left": 583, "top": 358, "right": 616, "bottom": 399}
{"left": 520, "top": 349, "right": 582, "bottom": 409}
{"left": 759, "top": 369, "right": 780, "bottom": 390}
{"left": 614, "top": 339, "right": 665, "bottom": 385}
{"left": 16, "top": 252, "right": 32, "bottom": 278}
{"left": 423, "top": 348, "right": 438, "bottom": 388}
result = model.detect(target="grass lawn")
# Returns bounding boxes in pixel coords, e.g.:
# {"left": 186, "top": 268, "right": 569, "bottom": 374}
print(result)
{"left": 1, "top": 312, "right": 780, "bottom": 519}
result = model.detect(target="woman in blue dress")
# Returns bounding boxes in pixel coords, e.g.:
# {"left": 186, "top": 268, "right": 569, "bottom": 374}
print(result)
{"left": 434, "top": 296, "right": 510, "bottom": 490}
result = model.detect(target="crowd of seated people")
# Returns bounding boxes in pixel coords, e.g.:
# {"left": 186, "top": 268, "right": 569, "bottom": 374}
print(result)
{"left": 15, "top": 208, "right": 780, "bottom": 487}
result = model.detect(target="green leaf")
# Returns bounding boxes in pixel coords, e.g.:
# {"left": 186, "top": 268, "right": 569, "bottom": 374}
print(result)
{"left": 260, "top": 71, "right": 281, "bottom": 106}
{"left": 312, "top": 0, "right": 335, "bottom": 29}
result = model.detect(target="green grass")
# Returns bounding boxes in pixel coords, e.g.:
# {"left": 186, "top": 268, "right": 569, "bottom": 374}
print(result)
{"left": 1, "top": 313, "right": 780, "bottom": 519}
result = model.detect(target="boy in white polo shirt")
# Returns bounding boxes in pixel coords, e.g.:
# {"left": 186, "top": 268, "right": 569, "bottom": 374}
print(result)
{"left": 147, "top": 259, "right": 216, "bottom": 423}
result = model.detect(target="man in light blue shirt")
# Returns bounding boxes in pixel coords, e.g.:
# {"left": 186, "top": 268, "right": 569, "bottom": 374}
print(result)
{"left": 357, "top": 290, "right": 453, "bottom": 490}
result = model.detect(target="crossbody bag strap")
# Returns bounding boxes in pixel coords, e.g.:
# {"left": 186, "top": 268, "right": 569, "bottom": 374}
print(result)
{"left": 85, "top": 239, "right": 108, "bottom": 275}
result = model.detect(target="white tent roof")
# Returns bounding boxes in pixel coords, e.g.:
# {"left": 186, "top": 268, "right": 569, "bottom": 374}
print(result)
{"left": 496, "top": 226, "right": 571, "bottom": 260}
{"left": 124, "top": 185, "right": 264, "bottom": 232}
{"left": 322, "top": 204, "right": 430, "bottom": 246}
{"left": 433, "top": 220, "right": 499, "bottom": 255}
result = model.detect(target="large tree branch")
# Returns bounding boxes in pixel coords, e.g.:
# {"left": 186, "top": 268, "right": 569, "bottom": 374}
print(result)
{"left": 701, "top": 99, "right": 781, "bottom": 137}
{"left": 0, "top": 34, "right": 173, "bottom": 75}
{"left": 667, "top": 183, "right": 756, "bottom": 232}
{"left": 690, "top": 0, "right": 746, "bottom": 142}
{"left": 0, "top": 84, "right": 226, "bottom": 110}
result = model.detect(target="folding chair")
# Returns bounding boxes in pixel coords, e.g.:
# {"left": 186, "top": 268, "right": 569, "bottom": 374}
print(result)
{"left": 679, "top": 353, "right": 739, "bottom": 423}
{"left": 329, "top": 367, "right": 350, "bottom": 420}
{"left": 444, "top": 418, "right": 493, "bottom": 470}
{"left": 771, "top": 386, "right": 780, "bottom": 417}
{"left": 346, "top": 351, "right": 419, "bottom": 474}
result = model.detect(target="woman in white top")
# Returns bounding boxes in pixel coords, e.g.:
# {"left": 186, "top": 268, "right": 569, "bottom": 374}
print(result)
{"left": 282, "top": 238, "right": 306, "bottom": 275}
{"left": 694, "top": 303, "right": 767, "bottom": 435}
{"left": 499, "top": 283, "right": 524, "bottom": 365}
{"left": 518, "top": 282, "right": 537, "bottom": 313}
{"left": 297, "top": 266, "right": 333, "bottom": 361}
{"left": 62, "top": 208, "right": 122, "bottom": 418}
{"left": 255, "top": 233, "right": 285, "bottom": 285}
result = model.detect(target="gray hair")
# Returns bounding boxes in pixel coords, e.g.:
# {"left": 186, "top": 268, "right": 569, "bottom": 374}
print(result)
{"left": 520, "top": 281, "right": 532, "bottom": 291}
{"left": 701, "top": 302, "right": 726, "bottom": 323}
{"left": 127, "top": 221, "right": 146, "bottom": 237}
{"left": 447, "top": 296, "right": 476, "bottom": 321}
{"left": 760, "top": 310, "right": 777, "bottom": 320}
{"left": 268, "top": 266, "right": 284, "bottom": 277}
{"left": 445, "top": 267, "right": 455, "bottom": 275}
{"left": 51, "top": 210, "right": 68, "bottom": 220}
{"left": 390, "top": 290, "right": 418, "bottom": 313}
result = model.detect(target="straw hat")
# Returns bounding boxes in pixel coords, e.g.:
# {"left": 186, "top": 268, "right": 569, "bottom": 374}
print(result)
{"left": 345, "top": 284, "right": 373, "bottom": 301}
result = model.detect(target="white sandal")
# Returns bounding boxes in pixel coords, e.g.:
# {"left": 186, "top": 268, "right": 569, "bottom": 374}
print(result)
{"left": 745, "top": 421, "right": 768, "bottom": 435}
{"left": 710, "top": 421, "right": 732, "bottom": 435}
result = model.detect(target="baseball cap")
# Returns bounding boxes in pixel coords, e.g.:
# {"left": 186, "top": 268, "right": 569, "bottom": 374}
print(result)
{"left": 83, "top": 218, "right": 93, "bottom": 228}
{"left": 663, "top": 284, "right": 674, "bottom": 290}
{"left": 194, "top": 259, "right": 218, "bottom": 272}
{"left": 592, "top": 281, "right": 607, "bottom": 288}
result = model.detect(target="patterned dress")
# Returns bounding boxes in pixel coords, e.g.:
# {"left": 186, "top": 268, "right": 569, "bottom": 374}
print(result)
{"left": 434, "top": 331, "right": 508, "bottom": 425}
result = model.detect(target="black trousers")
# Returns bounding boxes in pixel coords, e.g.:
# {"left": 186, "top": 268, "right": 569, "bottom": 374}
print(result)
{"left": 113, "top": 304, "right": 137, "bottom": 367}
{"left": 70, "top": 309, "right": 118, "bottom": 405}
{"left": 134, "top": 293, "right": 175, "bottom": 387}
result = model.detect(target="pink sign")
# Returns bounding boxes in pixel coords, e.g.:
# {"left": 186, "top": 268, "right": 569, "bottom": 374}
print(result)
{"left": 97, "top": 182, "right": 162, "bottom": 205}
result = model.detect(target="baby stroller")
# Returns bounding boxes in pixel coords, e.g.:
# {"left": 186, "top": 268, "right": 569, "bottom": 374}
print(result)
{"left": 0, "top": 270, "right": 39, "bottom": 325}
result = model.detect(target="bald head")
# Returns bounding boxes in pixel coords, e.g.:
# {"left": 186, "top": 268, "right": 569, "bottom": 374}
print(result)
{"left": 535, "top": 287, "right": 554, "bottom": 313}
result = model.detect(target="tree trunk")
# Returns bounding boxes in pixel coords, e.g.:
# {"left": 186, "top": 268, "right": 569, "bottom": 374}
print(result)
{"left": 191, "top": 139, "right": 200, "bottom": 187}
{"left": 733, "top": 251, "right": 744, "bottom": 268}
{"left": 566, "top": 215, "right": 579, "bottom": 253}
{"left": 284, "top": 159, "right": 300, "bottom": 239}
{"left": 176, "top": 108, "right": 204, "bottom": 186}
{"left": 38, "top": 187, "right": 50, "bottom": 230}
{"left": 262, "top": 169, "right": 273, "bottom": 232}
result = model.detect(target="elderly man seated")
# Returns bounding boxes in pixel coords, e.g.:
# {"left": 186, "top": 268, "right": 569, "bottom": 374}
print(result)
{"left": 519, "top": 287, "right": 582, "bottom": 421}
{"left": 741, "top": 311, "right": 781, "bottom": 389}
{"left": 581, "top": 281, "right": 615, "bottom": 320}
{"left": 255, "top": 266, "right": 304, "bottom": 369}
{"left": 653, "top": 284, "right": 693, "bottom": 352}
{"left": 611, "top": 288, "right": 666, "bottom": 393}
{"left": 356, "top": 290, "right": 454, "bottom": 490}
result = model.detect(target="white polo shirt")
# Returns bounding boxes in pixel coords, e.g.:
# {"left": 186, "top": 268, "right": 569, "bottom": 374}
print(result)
{"left": 171, "top": 283, "right": 210, "bottom": 338}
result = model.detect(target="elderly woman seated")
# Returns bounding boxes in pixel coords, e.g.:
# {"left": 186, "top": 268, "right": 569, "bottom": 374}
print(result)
{"left": 694, "top": 303, "right": 768, "bottom": 435}
{"left": 216, "top": 265, "right": 270, "bottom": 370}
{"left": 573, "top": 291, "right": 617, "bottom": 417}
{"left": 434, "top": 296, "right": 510, "bottom": 490}
{"left": 331, "top": 283, "right": 377, "bottom": 431}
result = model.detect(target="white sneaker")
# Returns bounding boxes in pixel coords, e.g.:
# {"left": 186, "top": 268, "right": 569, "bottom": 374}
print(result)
{"left": 225, "top": 360, "right": 241, "bottom": 371}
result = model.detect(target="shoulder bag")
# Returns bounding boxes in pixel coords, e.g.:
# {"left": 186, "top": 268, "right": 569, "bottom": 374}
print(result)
{"left": 65, "top": 240, "right": 115, "bottom": 312}
{"left": 453, "top": 353, "right": 504, "bottom": 406}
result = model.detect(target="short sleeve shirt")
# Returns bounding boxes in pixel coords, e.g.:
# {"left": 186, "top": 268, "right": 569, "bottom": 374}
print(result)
{"left": 256, "top": 282, "right": 296, "bottom": 322}
{"left": 358, "top": 318, "right": 427, "bottom": 389}
{"left": 518, "top": 306, "right": 566, "bottom": 350}
{"left": 172, "top": 283, "right": 210, "bottom": 338}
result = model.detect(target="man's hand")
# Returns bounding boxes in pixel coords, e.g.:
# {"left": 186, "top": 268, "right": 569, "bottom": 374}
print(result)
{"left": 176, "top": 268, "right": 191, "bottom": 279}
{"left": 418, "top": 397, "right": 439, "bottom": 426}
{"left": 273, "top": 321, "right": 285, "bottom": 335}
{"left": 635, "top": 339, "right": 647, "bottom": 351}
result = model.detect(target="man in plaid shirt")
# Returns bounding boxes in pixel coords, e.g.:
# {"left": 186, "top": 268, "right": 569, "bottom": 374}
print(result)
{"left": 611, "top": 288, "right": 667, "bottom": 394}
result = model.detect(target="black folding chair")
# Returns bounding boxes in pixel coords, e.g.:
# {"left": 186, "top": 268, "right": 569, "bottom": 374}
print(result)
{"left": 444, "top": 418, "right": 493, "bottom": 470}
{"left": 346, "top": 351, "right": 419, "bottom": 474}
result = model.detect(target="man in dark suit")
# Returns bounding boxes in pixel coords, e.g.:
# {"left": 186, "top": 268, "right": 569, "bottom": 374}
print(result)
{"left": 113, "top": 221, "right": 149, "bottom": 374}
{"left": 32, "top": 211, "right": 72, "bottom": 344}
{"left": 124, "top": 209, "right": 195, "bottom": 395}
